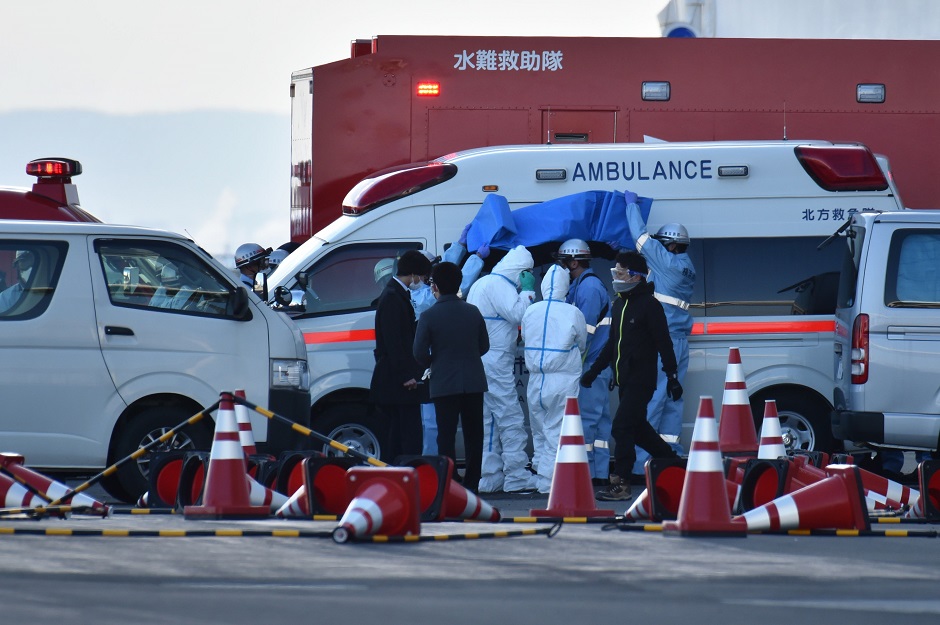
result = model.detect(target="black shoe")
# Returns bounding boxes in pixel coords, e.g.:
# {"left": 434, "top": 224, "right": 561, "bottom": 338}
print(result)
{"left": 629, "top": 473, "right": 647, "bottom": 486}
{"left": 595, "top": 475, "right": 632, "bottom": 501}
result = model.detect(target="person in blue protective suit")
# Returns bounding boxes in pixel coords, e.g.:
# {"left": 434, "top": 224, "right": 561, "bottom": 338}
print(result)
{"left": 555, "top": 238, "right": 614, "bottom": 484}
{"left": 522, "top": 264, "right": 587, "bottom": 493}
{"left": 410, "top": 226, "right": 487, "bottom": 454}
{"left": 466, "top": 245, "right": 538, "bottom": 493}
{"left": 581, "top": 252, "right": 682, "bottom": 501}
{"left": 624, "top": 191, "right": 695, "bottom": 483}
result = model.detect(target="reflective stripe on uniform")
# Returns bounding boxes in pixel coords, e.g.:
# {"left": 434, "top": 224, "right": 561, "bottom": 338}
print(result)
{"left": 586, "top": 324, "right": 596, "bottom": 335}
{"left": 593, "top": 440, "right": 609, "bottom": 449}
{"left": 659, "top": 434, "right": 680, "bottom": 443}
{"left": 636, "top": 232, "right": 650, "bottom": 252}
{"left": 654, "top": 292, "right": 690, "bottom": 311}
{"left": 584, "top": 443, "right": 593, "bottom": 452}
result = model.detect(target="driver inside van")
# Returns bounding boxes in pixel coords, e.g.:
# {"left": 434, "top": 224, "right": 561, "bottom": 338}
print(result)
{"left": 150, "top": 262, "right": 194, "bottom": 310}
{"left": 0, "top": 250, "right": 35, "bottom": 313}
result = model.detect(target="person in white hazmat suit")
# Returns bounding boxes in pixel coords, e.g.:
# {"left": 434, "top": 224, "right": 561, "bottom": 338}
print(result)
{"left": 522, "top": 264, "right": 587, "bottom": 493}
{"left": 466, "top": 245, "right": 537, "bottom": 493}
{"left": 624, "top": 191, "right": 695, "bottom": 479}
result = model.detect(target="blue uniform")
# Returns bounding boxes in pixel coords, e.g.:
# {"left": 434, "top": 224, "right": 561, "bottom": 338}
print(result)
{"left": 566, "top": 268, "right": 613, "bottom": 479}
{"left": 626, "top": 202, "right": 695, "bottom": 475}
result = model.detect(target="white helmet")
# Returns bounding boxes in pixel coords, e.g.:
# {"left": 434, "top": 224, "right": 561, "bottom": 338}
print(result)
{"left": 653, "top": 223, "right": 690, "bottom": 246}
{"left": 267, "top": 249, "right": 289, "bottom": 271}
{"left": 234, "top": 243, "right": 272, "bottom": 269}
{"left": 374, "top": 257, "right": 395, "bottom": 283}
{"left": 160, "top": 262, "right": 181, "bottom": 286}
{"left": 555, "top": 238, "right": 592, "bottom": 261}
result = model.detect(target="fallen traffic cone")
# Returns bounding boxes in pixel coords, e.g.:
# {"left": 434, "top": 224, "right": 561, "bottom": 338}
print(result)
{"left": 0, "top": 471, "right": 46, "bottom": 508}
{"left": 756, "top": 400, "right": 787, "bottom": 459}
{"left": 905, "top": 459, "right": 940, "bottom": 521}
{"left": 275, "top": 457, "right": 358, "bottom": 518}
{"left": 397, "top": 455, "right": 499, "bottom": 522}
{"left": 332, "top": 466, "right": 421, "bottom": 543}
{"left": 624, "top": 489, "right": 653, "bottom": 521}
{"left": 233, "top": 389, "right": 258, "bottom": 456}
{"left": 275, "top": 485, "right": 309, "bottom": 518}
{"left": 827, "top": 463, "right": 917, "bottom": 512}
{"left": 644, "top": 457, "right": 687, "bottom": 522}
{"left": 184, "top": 392, "right": 269, "bottom": 519}
{"left": 734, "top": 464, "right": 869, "bottom": 532}
{"left": 0, "top": 452, "right": 108, "bottom": 514}
{"left": 663, "top": 397, "right": 745, "bottom": 536}
{"left": 140, "top": 450, "right": 190, "bottom": 508}
{"left": 717, "top": 347, "right": 758, "bottom": 455}
{"left": 530, "top": 397, "right": 614, "bottom": 518}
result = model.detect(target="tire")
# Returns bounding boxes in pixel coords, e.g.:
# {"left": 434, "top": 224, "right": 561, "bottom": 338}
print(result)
{"left": 106, "top": 406, "right": 213, "bottom": 503}
{"left": 749, "top": 389, "right": 838, "bottom": 455}
{"left": 314, "top": 405, "right": 383, "bottom": 462}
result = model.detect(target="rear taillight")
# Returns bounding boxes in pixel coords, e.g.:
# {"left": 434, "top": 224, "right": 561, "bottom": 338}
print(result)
{"left": 342, "top": 162, "right": 458, "bottom": 215}
{"left": 850, "top": 313, "right": 869, "bottom": 384}
{"left": 795, "top": 145, "right": 888, "bottom": 192}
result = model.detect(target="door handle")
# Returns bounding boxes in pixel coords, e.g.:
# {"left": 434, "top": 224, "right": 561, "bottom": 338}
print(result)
{"left": 104, "top": 326, "right": 134, "bottom": 336}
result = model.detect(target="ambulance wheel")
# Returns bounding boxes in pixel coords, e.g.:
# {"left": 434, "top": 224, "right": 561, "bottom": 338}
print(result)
{"left": 317, "top": 406, "right": 383, "bottom": 462}
{"left": 749, "top": 389, "right": 837, "bottom": 455}
{"left": 106, "top": 407, "right": 212, "bottom": 503}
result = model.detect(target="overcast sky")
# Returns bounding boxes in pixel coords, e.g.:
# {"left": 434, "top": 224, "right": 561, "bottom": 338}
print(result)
{"left": 0, "top": 1, "right": 667, "bottom": 115}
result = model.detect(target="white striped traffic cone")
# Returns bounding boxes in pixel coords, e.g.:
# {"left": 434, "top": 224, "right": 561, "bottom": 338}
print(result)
{"left": 0, "top": 472, "right": 45, "bottom": 508}
{"left": 663, "top": 397, "right": 745, "bottom": 536}
{"left": 332, "top": 467, "right": 421, "bottom": 543}
{"left": 0, "top": 453, "right": 108, "bottom": 513}
{"left": 530, "top": 397, "right": 615, "bottom": 518}
{"left": 756, "top": 400, "right": 787, "bottom": 459}
{"left": 233, "top": 389, "right": 258, "bottom": 457}
{"left": 275, "top": 484, "right": 308, "bottom": 518}
{"left": 184, "top": 392, "right": 269, "bottom": 519}
{"left": 718, "top": 347, "right": 758, "bottom": 455}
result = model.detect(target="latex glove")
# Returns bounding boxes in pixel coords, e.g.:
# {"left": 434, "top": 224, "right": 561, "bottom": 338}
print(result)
{"left": 580, "top": 371, "right": 598, "bottom": 388}
{"left": 459, "top": 223, "right": 472, "bottom": 246}
{"left": 519, "top": 270, "right": 536, "bottom": 292}
{"left": 476, "top": 243, "right": 490, "bottom": 259}
{"left": 666, "top": 374, "right": 683, "bottom": 401}
{"left": 624, "top": 190, "right": 638, "bottom": 205}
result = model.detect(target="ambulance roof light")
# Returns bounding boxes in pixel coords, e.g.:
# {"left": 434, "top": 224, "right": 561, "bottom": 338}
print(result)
{"left": 794, "top": 145, "right": 888, "bottom": 192}
{"left": 343, "top": 162, "right": 458, "bottom": 215}
{"left": 26, "top": 158, "right": 82, "bottom": 180}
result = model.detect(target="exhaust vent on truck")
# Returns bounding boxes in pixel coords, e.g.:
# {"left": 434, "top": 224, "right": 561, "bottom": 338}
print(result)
{"left": 794, "top": 145, "right": 888, "bottom": 192}
{"left": 342, "top": 162, "right": 458, "bottom": 215}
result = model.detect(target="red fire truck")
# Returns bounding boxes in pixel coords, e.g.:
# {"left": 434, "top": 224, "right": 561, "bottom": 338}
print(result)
{"left": 290, "top": 35, "right": 940, "bottom": 241}
{"left": 0, "top": 158, "right": 98, "bottom": 223}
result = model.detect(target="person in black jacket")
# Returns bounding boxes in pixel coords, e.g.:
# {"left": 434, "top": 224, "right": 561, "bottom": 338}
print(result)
{"left": 370, "top": 249, "right": 433, "bottom": 461}
{"left": 581, "top": 251, "right": 683, "bottom": 501}
{"left": 413, "top": 261, "right": 489, "bottom": 493}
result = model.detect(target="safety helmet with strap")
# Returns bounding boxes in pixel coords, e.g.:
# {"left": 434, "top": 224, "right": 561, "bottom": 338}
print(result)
{"left": 234, "top": 243, "right": 272, "bottom": 269}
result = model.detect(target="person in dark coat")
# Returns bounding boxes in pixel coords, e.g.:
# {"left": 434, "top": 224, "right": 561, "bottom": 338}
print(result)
{"left": 581, "top": 251, "right": 683, "bottom": 501}
{"left": 370, "top": 249, "right": 433, "bottom": 461}
{"left": 413, "top": 261, "right": 489, "bottom": 493}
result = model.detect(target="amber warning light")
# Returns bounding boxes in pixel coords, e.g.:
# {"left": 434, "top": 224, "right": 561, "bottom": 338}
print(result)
{"left": 416, "top": 81, "right": 441, "bottom": 97}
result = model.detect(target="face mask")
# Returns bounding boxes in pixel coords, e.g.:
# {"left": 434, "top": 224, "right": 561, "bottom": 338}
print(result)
{"left": 612, "top": 279, "right": 638, "bottom": 294}
{"left": 408, "top": 276, "right": 424, "bottom": 291}
{"left": 19, "top": 267, "right": 32, "bottom": 283}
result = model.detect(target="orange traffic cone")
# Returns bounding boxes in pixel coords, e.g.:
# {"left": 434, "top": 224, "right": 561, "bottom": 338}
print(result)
{"left": 624, "top": 489, "right": 652, "bottom": 521}
{"left": 663, "top": 397, "right": 745, "bottom": 536}
{"left": 734, "top": 464, "right": 869, "bottom": 531}
{"left": 756, "top": 400, "right": 787, "bottom": 459}
{"left": 0, "top": 453, "right": 108, "bottom": 513}
{"left": 0, "top": 471, "right": 46, "bottom": 508}
{"left": 905, "top": 460, "right": 940, "bottom": 520}
{"left": 275, "top": 484, "right": 309, "bottom": 518}
{"left": 717, "top": 347, "right": 758, "bottom": 455}
{"left": 400, "top": 455, "right": 501, "bottom": 522}
{"left": 530, "top": 397, "right": 615, "bottom": 518}
{"left": 833, "top": 464, "right": 919, "bottom": 511}
{"left": 332, "top": 466, "right": 421, "bottom": 543}
{"left": 233, "top": 389, "right": 258, "bottom": 456}
{"left": 184, "top": 392, "right": 269, "bottom": 519}
{"left": 275, "top": 456, "right": 359, "bottom": 518}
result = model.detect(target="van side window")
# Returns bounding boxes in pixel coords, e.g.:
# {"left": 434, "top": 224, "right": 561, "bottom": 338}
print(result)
{"left": 699, "top": 237, "right": 845, "bottom": 316}
{"left": 885, "top": 230, "right": 940, "bottom": 306}
{"left": 96, "top": 240, "right": 236, "bottom": 317}
{"left": 0, "top": 242, "right": 68, "bottom": 320}
{"left": 293, "top": 242, "right": 421, "bottom": 316}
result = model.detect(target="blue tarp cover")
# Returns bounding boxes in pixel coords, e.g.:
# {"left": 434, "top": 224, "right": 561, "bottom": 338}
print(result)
{"left": 465, "top": 190, "right": 653, "bottom": 252}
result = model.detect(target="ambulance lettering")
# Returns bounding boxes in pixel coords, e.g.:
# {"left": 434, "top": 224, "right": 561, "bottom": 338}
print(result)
{"left": 572, "top": 160, "right": 713, "bottom": 182}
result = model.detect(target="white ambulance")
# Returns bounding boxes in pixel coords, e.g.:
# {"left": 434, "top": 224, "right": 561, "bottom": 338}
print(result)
{"left": 269, "top": 140, "right": 903, "bottom": 460}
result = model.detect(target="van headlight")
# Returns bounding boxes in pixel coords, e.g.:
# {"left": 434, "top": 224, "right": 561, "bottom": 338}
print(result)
{"left": 271, "top": 359, "right": 310, "bottom": 391}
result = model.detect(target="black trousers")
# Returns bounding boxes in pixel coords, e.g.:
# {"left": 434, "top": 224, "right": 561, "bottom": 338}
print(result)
{"left": 611, "top": 383, "right": 679, "bottom": 479}
{"left": 433, "top": 392, "right": 484, "bottom": 492}
{"left": 378, "top": 403, "right": 422, "bottom": 462}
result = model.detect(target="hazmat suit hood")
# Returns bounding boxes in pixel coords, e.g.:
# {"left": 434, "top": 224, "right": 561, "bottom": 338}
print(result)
{"left": 492, "top": 245, "right": 534, "bottom": 287}
{"left": 541, "top": 264, "right": 569, "bottom": 302}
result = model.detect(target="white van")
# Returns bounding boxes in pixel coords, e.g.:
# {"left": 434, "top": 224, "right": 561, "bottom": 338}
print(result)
{"left": 269, "top": 140, "right": 903, "bottom": 460}
{"left": 833, "top": 210, "right": 940, "bottom": 455}
{"left": 0, "top": 221, "right": 310, "bottom": 502}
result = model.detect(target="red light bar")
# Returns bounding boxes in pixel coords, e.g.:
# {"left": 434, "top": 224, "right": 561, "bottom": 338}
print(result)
{"left": 343, "top": 162, "right": 457, "bottom": 215}
{"left": 794, "top": 145, "right": 887, "bottom": 192}
{"left": 26, "top": 158, "right": 82, "bottom": 179}
{"left": 416, "top": 81, "right": 440, "bottom": 97}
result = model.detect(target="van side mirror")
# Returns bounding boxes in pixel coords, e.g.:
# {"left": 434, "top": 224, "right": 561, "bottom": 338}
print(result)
{"left": 273, "top": 285, "right": 293, "bottom": 306}
{"left": 229, "top": 287, "right": 253, "bottom": 320}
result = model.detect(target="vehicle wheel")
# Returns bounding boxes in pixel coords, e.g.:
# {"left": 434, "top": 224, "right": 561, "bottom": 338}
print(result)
{"left": 749, "top": 389, "right": 838, "bottom": 454}
{"left": 106, "top": 406, "right": 212, "bottom": 503}
{"left": 314, "top": 405, "right": 383, "bottom": 461}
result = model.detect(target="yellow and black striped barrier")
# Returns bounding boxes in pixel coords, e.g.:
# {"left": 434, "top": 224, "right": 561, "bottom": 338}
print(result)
{"left": 601, "top": 520, "right": 940, "bottom": 537}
